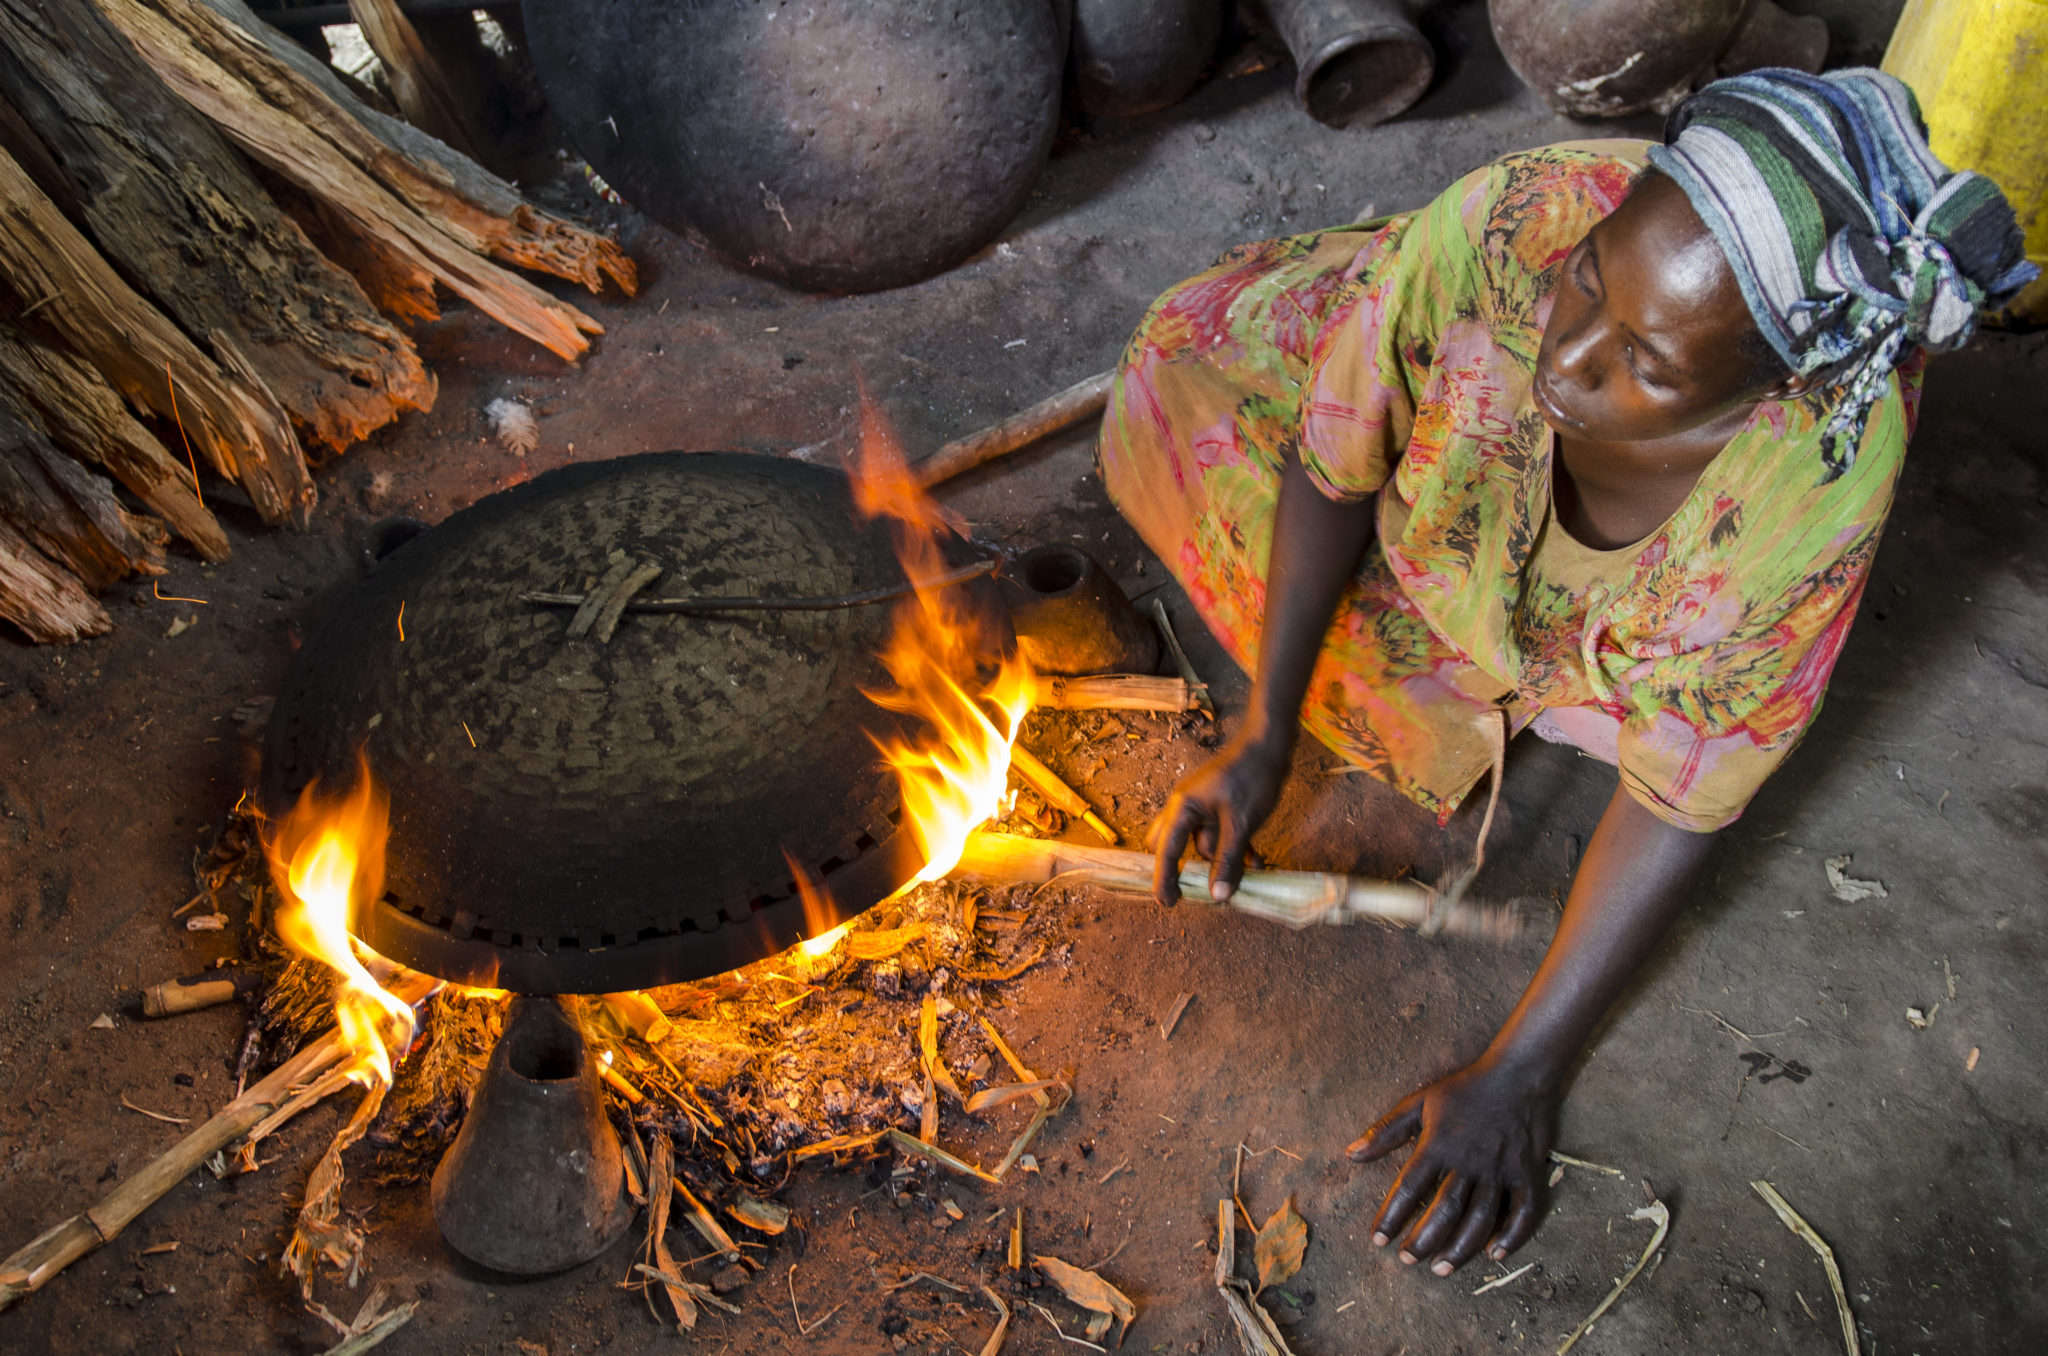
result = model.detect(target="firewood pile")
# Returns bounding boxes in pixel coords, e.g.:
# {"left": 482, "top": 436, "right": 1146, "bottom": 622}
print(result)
{"left": 0, "top": 0, "right": 634, "bottom": 643}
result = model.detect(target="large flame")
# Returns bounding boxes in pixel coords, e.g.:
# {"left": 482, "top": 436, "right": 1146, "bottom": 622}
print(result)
{"left": 850, "top": 392, "right": 1033, "bottom": 891}
{"left": 265, "top": 768, "right": 417, "bottom": 1088}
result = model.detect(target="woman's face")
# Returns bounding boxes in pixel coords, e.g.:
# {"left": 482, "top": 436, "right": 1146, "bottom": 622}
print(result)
{"left": 1534, "top": 172, "right": 1783, "bottom": 445}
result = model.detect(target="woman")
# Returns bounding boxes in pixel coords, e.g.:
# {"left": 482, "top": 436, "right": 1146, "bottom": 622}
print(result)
{"left": 1100, "top": 69, "right": 2032, "bottom": 1276}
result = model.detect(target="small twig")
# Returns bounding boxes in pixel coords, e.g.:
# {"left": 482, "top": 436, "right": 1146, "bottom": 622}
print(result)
{"left": 1472, "top": 1262, "right": 1535, "bottom": 1295}
{"left": 1752, "top": 1181, "right": 1858, "bottom": 1356}
{"left": 119, "top": 1095, "right": 190, "bottom": 1126}
{"left": 1547, "top": 1151, "right": 1626, "bottom": 1178}
{"left": 787, "top": 1265, "right": 844, "bottom": 1336}
{"left": 1097, "top": 1158, "right": 1130, "bottom": 1186}
{"left": 884, "top": 1270, "right": 967, "bottom": 1294}
{"left": 1159, "top": 991, "right": 1194, "bottom": 1040}
{"left": 1150, "top": 599, "right": 1214, "bottom": 716}
{"left": 1087, "top": 1223, "right": 1136, "bottom": 1272}
{"left": 978, "top": 1285, "right": 1013, "bottom": 1356}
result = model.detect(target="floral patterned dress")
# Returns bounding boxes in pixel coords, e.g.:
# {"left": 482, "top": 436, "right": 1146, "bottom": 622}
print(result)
{"left": 1098, "top": 140, "right": 1922, "bottom": 832}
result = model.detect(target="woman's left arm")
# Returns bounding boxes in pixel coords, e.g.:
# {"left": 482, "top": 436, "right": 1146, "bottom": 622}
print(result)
{"left": 1348, "top": 782, "right": 1715, "bottom": 1274}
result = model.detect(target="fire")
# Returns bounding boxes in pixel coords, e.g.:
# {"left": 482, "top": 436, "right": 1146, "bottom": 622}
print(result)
{"left": 265, "top": 768, "right": 417, "bottom": 1088}
{"left": 787, "top": 851, "right": 852, "bottom": 958}
{"left": 850, "top": 392, "right": 1033, "bottom": 888}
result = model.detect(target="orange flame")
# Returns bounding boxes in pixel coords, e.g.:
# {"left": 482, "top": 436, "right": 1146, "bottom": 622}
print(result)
{"left": 265, "top": 768, "right": 417, "bottom": 1088}
{"left": 850, "top": 391, "right": 1033, "bottom": 890}
{"left": 787, "top": 852, "right": 852, "bottom": 959}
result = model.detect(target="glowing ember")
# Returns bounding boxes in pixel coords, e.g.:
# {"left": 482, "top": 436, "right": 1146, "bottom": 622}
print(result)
{"left": 850, "top": 392, "right": 1033, "bottom": 888}
{"left": 266, "top": 768, "right": 417, "bottom": 1088}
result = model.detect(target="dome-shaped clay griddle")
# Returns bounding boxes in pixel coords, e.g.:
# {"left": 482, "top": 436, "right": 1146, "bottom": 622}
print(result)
{"left": 261, "top": 452, "right": 960, "bottom": 993}
{"left": 521, "top": 0, "right": 1064, "bottom": 294}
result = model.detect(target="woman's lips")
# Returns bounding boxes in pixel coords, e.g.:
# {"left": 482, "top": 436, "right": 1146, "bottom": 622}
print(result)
{"left": 1533, "top": 369, "right": 1585, "bottom": 430}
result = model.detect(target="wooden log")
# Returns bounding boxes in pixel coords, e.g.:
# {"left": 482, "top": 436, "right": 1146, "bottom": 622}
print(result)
{"left": 98, "top": 0, "right": 616, "bottom": 363}
{"left": 914, "top": 370, "right": 1114, "bottom": 489}
{"left": 0, "top": 388, "right": 166, "bottom": 592}
{"left": 344, "top": 0, "right": 478, "bottom": 160}
{"left": 0, "top": 324, "right": 227, "bottom": 560}
{"left": 0, "top": 513, "right": 107, "bottom": 643}
{"left": 197, "top": 0, "right": 635, "bottom": 299}
{"left": 0, "top": 145, "right": 311, "bottom": 525}
{"left": 263, "top": 177, "right": 441, "bottom": 325}
{"left": 1032, "top": 673, "right": 1204, "bottom": 712}
{"left": 0, "top": 0, "right": 435, "bottom": 457}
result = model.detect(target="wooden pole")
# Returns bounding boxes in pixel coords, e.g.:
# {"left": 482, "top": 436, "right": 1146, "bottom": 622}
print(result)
{"left": 953, "top": 830, "right": 1522, "bottom": 942}
{"left": 914, "top": 370, "right": 1114, "bottom": 488}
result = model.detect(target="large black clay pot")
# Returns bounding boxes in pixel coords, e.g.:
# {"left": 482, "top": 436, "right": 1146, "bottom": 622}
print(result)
{"left": 523, "top": 0, "right": 1065, "bottom": 293}
{"left": 1070, "top": 0, "right": 1221, "bottom": 118}
{"left": 1489, "top": 0, "right": 1827, "bottom": 119}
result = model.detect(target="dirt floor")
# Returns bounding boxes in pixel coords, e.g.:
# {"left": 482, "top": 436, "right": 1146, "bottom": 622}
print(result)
{"left": 4, "top": 2, "right": 2045, "bottom": 1352}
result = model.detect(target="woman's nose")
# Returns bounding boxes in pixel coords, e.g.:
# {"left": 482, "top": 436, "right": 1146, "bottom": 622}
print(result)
{"left": 1550, "top": 308, "right": 1605, "bottom": 386}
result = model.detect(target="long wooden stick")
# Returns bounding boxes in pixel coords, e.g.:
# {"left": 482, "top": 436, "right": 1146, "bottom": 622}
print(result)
{"left": 953, "top": 831, "right": 1522, "bottom": 942}
{"left": 0, "top": 1031, "right": 348, "bottom": 1311}
{"left": 915, "top": 370, "right": 1113, "bottom": 488}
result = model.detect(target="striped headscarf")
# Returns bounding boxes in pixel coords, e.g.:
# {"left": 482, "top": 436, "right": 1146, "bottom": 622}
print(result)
{"left": 1647, "top": 68, "right": 2036, "bottom": 477}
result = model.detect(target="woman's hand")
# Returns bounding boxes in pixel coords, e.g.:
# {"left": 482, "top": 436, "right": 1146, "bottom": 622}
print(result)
{"left": 1146, "top": 730, "right": 1292, "bottom": 906}
{"left": 1347, "top": 1059, "right": 1558, "bottom": 1275}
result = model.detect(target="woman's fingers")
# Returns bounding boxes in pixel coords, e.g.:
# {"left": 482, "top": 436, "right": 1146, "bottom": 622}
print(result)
{"left": 1368, "top": 1146, "right": 1437, "bottom": 1245}
{"left": 1211, "top": 803, "right": 1250, "bottom": 900}
{"left": 1400, "top": 1172, "right": 1473, "bottom": 1262}
{"left": 1432, "top": 1187, "right": 1505, "bottom": 1275}
{"left": 1488, "top": 1182, "right": 1540, "bottom": 1261}
{"left": 1346, "top": 1097, "right": 1421, "bottom": 1163}
{"left": 1150, "top": 798, "right": 1202, "bottom": 906}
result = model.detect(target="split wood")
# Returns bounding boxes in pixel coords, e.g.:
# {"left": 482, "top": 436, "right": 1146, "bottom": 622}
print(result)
{"left": 1010, "top": 745, "right": 1118, "bottom": 844}
{"left": 1032, "top": 674, "right": 1206, "bottom": 713}
{"left": 954, "top": 831, "right": 1521, "bottom": 941}
{"left": 1752, "top": 1180, "right": 1858, "bottom": 1356}
{"left": 914, "top": 370, "right": 1114, "bottom": 488}
{"left": 344, "top": 0, "right": 475, "bottom": 157}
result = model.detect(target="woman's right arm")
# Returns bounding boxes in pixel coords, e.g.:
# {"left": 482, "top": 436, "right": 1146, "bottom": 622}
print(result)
{"left": 1149, "top": 448, "right": 1379, "bottom": 903}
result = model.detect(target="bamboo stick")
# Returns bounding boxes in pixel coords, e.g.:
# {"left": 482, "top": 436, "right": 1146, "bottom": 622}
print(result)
{"left": 1031, "top": 673, "right": 1205, "bottom": 712}
{"left": 953, "top": 831, "right": 1522, "bottom": 942}
{"left": 0, "top": 1031, "right": 348, "bottom": 1311}
{"left": 914, "top": 370, "right": 1113, "bottom": 488}
{"left": 1008, "top": 746, "right": 1117, "bottom": 844}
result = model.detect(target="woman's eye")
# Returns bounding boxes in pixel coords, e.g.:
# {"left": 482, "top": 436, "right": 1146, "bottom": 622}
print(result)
{"left": 1574, "top": 256, "right": 1597, "bottom": 295}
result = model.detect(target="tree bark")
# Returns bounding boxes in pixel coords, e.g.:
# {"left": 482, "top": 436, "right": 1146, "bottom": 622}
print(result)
{"left": 0, "top": 145, "right": 312, "bottom": 526}
{"left": 0, "top": 325, "right": 228, "bottom": 561}
{"left": 0, "top": 387, "right": 164, "bottom": 595}
{"left": 0, "top": 0, "right": 436, "bottom": 458}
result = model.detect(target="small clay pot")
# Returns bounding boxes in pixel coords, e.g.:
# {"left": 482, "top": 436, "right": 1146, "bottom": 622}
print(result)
{"left": 999, "top": 544, "right": 1160, "bottom": 676}
{"left": 1489, "top": 0, "right": 1827, "bottom": 119}
{"left": 1070, "top": 0, "right": 1223, "bottom": 118}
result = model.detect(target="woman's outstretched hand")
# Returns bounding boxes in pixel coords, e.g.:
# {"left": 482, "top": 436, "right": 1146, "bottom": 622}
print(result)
{"left": 1146, "top": 731, "right": 1292, "bottom": 906}
{"left": 1347, "top": 1059, "right": 1558, "bottom": 1275}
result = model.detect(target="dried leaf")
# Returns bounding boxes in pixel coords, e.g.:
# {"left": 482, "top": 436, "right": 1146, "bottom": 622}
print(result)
{"left": 485, "top": 397, "right": 539, "bottom": 455}
{"left": 966, "top": 1078, "right": 1066, "bottom": 1114}
{"left": 643, "top": 1133, "right": 698, "bottom": 1331}
{"left": 978, "top": 1284, "right": 1013, "bottom": 1356}
{"left": 728, "top": 1195, "right": 791, "bottom": 1235}
{"left": 885, "top": 1126, "right": 1001, "bottom": 1184}
{"left": 1034, "top": 1254, "right": 1136, "bottom": 1347}
{"left": 1823, "top": 855, "right": 1887, "bottom": 902}
{"left": 847, "top": 922, "right": 927, "bottom": 961}
{"left": 1253, "top": 1195, "right": 1308, "bottom": 1294}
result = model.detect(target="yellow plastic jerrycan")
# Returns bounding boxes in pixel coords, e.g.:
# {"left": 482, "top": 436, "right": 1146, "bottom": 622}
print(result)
{"left": 1884, "top": 0, "right": 2048, "bottom": 323}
